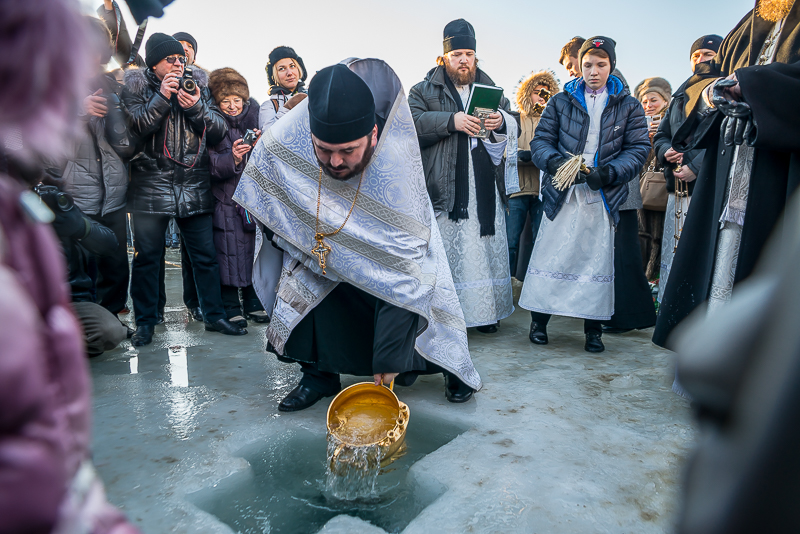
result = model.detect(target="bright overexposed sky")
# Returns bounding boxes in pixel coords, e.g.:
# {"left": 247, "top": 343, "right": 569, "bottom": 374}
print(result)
{"left": 81, "top": 0, "right": 755, "bottom": 107}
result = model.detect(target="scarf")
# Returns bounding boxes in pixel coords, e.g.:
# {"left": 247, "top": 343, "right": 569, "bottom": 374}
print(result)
{"left": 269, "top": 82, "right": 306, "bottom": 96}
{"left": 443, "top": 70, "right": 498, "bottom": 236}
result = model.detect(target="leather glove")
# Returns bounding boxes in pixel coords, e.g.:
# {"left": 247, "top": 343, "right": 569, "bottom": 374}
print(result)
{"left": 712, "top": 78, "right": 754, "bottom": 147}
{"left": 583, "top": 166, "right": 612, "bottom": 191}
{"left": 546, "top": 156, "right": 566, "bottom": 176}
{"left": 517, "top": 149, "right": 532, "bottom": 163}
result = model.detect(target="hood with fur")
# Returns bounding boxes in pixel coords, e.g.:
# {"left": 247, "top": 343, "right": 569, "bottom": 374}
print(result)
{"left": 123, "top": 65, "right": 209, "bottom": 96}
{"left": 515, "top": 70, "right": 560, "bottom": 116}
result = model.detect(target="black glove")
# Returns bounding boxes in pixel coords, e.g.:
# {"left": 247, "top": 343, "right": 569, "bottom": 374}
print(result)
{"left": 583, "top": 166, "right": 612, "bottom": 191}
{"left": 546, "top": 156, "right": 566, "bottom": 176}
{"left": 517, "top": 149, "right": 532, "bottom": 163}
{"left": 712, "top": 78, "right": 754, "bottom": 147}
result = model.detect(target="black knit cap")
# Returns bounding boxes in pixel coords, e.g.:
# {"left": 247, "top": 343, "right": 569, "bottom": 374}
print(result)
{"left": 443, "top": 19, "right": 476, "bottom": 54}
{"left": 265, "top": 46, "right": 308, "bottom": 87}
{"left": 172, "top": 32, "right": 198, "bottom": 56}
{"left": 145, "top": 33, "right": 185, "bottom": 68}
{"left": 690, "top": 34, "right": 723, "bottom": 57}
{"left": 308, "top": 64, "right": 375, "bottom": 144}
{"left": 578, "top": 36, "right": 617, "bottom": 73}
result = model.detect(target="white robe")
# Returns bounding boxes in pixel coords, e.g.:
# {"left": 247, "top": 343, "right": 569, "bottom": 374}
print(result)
{"left": 519, "top": 86, "right": 615, "bottom": 320}
{"left": 436, "top": 85, "right": 514, "bottom": 327}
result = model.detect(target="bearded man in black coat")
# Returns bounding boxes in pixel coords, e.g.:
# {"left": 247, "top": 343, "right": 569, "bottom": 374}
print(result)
{"left": 654, "top": 0, "right": 800, "bottom": 348}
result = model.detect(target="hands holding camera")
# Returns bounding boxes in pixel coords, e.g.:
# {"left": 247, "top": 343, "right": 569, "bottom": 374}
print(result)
{"left": 232, "top": 129, "right": 261, "bottom": 165}
{"left": 159, "top": 73, "right": 200, "bottom": 108}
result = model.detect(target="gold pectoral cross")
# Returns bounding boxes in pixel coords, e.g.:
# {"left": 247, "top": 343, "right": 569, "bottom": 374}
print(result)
{"left": 311, "top": 234, "right": 332, "bottom": 275}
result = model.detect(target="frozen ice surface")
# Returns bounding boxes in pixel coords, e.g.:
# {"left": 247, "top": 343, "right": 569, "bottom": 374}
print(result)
{"left": 90, "top": 255, "right": 694, "bottom": 533}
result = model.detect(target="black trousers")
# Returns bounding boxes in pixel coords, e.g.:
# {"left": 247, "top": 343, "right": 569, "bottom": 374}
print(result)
{"left": 157, "top": 236, "right": 199, "bottom": 314}
{"left": 221, "top": 284, "right": 262, "bottom": 317}
{"left": 89, "top": 209, "right": 130, "bottom": 314}
{"left": 529, "top": 311, "right": 602, "bottom": 334}
{"left": 131, "top": 213, "right": 224, "bottom": 326}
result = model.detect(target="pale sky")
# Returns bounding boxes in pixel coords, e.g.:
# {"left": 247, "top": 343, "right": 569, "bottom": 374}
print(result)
{"left": 83, "top": 0, "right": 755, "bottom": 107}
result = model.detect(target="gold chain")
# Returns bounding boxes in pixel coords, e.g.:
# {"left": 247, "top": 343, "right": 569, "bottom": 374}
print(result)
{"left": 311, "top": 167, "right": 363, "bottom": 274}
{"left": 674, "top": 177, "right": 689, "bottom": 253}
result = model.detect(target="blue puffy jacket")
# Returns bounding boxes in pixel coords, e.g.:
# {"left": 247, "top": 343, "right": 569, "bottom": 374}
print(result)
{"left": 531, "top": 76, "right": 649, "bottom": 226}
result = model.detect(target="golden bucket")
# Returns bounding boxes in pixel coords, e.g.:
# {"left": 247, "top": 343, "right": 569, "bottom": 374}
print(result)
{"left": 326, "top": 382, "right": 410, "bottom": 472}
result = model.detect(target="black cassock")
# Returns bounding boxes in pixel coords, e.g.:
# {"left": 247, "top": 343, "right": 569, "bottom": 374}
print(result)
{"left": 653, "top": 5, "right": 800, "bottom": 348}
{"left": 278, "top": 283, "right": 431, "bottom": 393}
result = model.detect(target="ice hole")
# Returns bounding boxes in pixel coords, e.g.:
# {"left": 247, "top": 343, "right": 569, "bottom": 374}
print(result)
{"left": 188, "top": 412, "right": 468, "bottom": 533}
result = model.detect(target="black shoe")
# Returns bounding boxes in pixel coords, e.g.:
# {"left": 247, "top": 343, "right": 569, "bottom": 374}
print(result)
{"left": 228, "top": 315, "right": 248, "bottom": 328}
{"left": 156, "top": 311, "right": 165, "bottom": 325}
{"left": 602, "top": 326, "right": 633, "bottom": 334}
{"left": 444, "top": 374, "right": 474, "bottom": 403}
{"left": 245, "top": 310, "right": 271, "bottom": 323}
{"left": 189, "top": 307, "right": 203, "bottom": 322}
{"left": 204, "top": 318, "right": 247, "bottom": 336}
{"left": 131, "top": 325, "right": 154, "bottom": 347}
{"left": 278, "top": 385, "right": 330, "bottom": 412}
{"left": 476, "top": 323, "right": 498, "bottom": 334}
{"left": 585, "top": 332, "right": 605, "bottom": 353}
{"left": 529, "top": 321, "right": 548, "bottom": 345}
{"left": 126, "top": 326, "right": 135, "bottom": 339}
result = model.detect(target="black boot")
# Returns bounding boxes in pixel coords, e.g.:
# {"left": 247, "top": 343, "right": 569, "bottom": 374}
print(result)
{"left": 204, "top": 318, "right": 247, "bottom": 336}
{"left": 228, "top": 315, "right": 248, "bottom": 328}
{"left": 444, "top": 374, "right": 474, "bottom": 403}
{"left": 131, "top": 325, "right": 154, "bottom": 347}
{"left": 476, "top": 323, "right": 498, "bottom": 334}
{"left": 585, "top": 332, "right": 605, "bottom": 353}
{"left": 189, "top": 307, "right": 203, "bottom": 321}
{"left": 529, "top": 321, "right": 548, "bottom": 345}
{"left": 278, "top": 384, "right": 330, "bottom": 412}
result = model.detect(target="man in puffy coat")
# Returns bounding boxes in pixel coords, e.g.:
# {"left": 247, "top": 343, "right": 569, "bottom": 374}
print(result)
{"left": 122, "top": 33, "right": 246, "bottom": 345}
{"left": 46, "top": 17, "right": 135, "bottom": 316}
{"left": 519, "top": 36, "right": 650, "bottom": 354}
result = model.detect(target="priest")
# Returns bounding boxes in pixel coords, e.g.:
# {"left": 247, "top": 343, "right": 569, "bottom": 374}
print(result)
{"left": 233, "top": 59, "right": 482, "bottom": 411}
{"left": 654, "top": 0, "right": 800, "bottom": 348}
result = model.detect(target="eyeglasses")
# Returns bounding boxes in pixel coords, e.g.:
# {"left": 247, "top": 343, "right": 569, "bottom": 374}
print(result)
{"left": 164, "top": 55, "right": 187, "bottom": 65}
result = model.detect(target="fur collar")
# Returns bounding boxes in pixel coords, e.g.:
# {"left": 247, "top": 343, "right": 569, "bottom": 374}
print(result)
{"left": 123, "top": 65, "right": 209, "bottom": 96}
{"left": 515, "top": 70, "right": 560, "bottom": 116}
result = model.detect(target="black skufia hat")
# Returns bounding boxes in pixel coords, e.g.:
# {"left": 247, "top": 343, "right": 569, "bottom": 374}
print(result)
{"left": 690, "top": 34, "right": 723, "bottom": 57}
{"left": 578, "top": 36, "right": 617, "bottom": 73}
{"left": 265, "top": 46, "right": 308, "bottom": 88}
{"left": 443, "top": 19, "right": 476, "bottom": 54}
{"left": 308, "top": 64, "right": 375, "bottom": 144}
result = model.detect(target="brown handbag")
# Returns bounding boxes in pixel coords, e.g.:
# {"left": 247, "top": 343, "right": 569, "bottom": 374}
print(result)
{"left": 640, "top": 161, "right": 668, "bottom": 211}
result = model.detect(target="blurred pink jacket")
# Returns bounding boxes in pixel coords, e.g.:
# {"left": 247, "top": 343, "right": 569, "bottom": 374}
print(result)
{"left": 0, "top": 174, "right": 139, "bottom": 534}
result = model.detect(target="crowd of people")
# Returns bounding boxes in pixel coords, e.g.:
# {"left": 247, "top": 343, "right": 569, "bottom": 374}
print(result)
{"left": 2, "top": 0, "right": 800, "bottom": 530}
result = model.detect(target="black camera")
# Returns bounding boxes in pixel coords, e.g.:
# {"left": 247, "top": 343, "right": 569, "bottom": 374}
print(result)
{"left": 34, "top": 184, "right": 74, "bottom": 212}
{"left": 180, "top": 67, "right": 197, "bottom": 94}
{"left": 242, "top": 129, "right": 258, "bottom": 146}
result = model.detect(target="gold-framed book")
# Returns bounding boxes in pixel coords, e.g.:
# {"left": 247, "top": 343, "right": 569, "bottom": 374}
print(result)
{"left": 465, "top": 83, "right": 504, "bottom": 139}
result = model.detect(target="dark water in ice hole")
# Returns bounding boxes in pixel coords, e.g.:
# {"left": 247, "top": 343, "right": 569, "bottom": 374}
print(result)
{"left": 189, "top": 412, "right": 467, "bottom": 534}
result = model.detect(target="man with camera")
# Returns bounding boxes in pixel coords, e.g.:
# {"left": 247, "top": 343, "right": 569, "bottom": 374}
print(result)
{"left": 37, "top": 184, "right": 130, "bottom": 356}
{"left": 122, "top": 33, "right": 245, "bottom": 346}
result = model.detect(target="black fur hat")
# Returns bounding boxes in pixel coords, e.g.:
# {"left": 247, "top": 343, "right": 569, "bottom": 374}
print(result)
{"left": 265, "top": 46, "right": 307, "bottom": 89}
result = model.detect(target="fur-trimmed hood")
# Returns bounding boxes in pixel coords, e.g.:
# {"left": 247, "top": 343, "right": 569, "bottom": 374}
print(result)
{"left": 515, "top": 70, "right": 560, "bottom": 116}
{"left": 123, "top": 65, "right": 209, "bottom": 96}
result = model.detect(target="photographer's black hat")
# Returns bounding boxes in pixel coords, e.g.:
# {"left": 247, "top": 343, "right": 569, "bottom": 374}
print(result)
{"left": 443, "top": 19, "right": 476, "bottom": 54}
{"left": 145, "top": 33, "right": 185, "bottom": 68}
{"left": 308, "top": 64, "right": 375, "bottom": 144}
{"left": 578, "top": 36, "right": 617, "bottom": 73}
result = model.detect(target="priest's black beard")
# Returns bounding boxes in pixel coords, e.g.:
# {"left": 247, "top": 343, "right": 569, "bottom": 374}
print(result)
{"left": 445, "top": 61, "right": 477, "bottom": 86}
{"left": 315, "top": 139, "right": 375, "bottom": 182}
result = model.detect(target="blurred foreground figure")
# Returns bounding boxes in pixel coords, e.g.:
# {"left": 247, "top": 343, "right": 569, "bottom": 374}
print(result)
{"left": 674, "top": 191, "right": 800, "bottom": 534}
{"left": 0, "top": 0, "right": 139, "bottom": 532}
{"left": 654, "top": 0, "right": 800, "bottom": 347}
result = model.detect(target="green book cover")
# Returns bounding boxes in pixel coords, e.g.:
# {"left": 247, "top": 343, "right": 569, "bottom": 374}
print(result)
{"left": 465, "top": 83, "right": 504, "bottom": 115}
